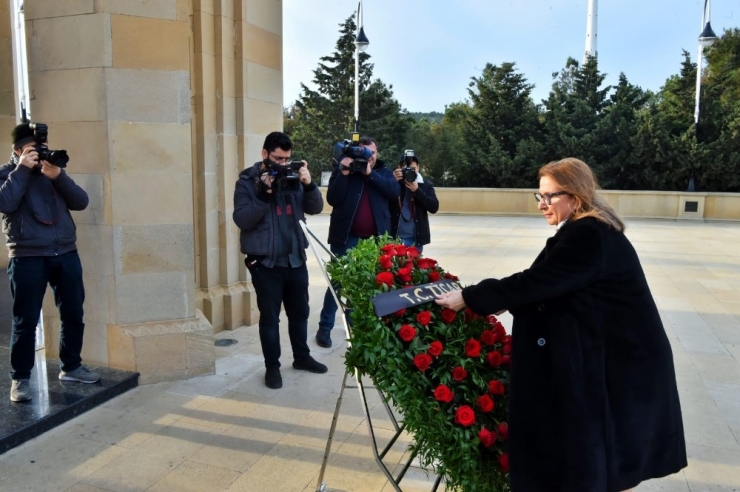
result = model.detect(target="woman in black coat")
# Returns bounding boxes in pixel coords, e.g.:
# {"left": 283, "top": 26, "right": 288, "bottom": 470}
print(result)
{"left": 436, "top": 158, "right": 686, "bottom": 492}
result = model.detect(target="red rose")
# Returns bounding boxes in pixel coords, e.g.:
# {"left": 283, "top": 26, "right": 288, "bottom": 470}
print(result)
{"left": 487, "top": 314, "right": 498, "bottom": 324}
{"left": 376, "top": 272, "right": 394, "bottom": 288}
{"left": 416, "top": 311, "right": 432, "bottom": 326}
{"left": 486, "top": 351, "right": 503, "bottom": 367}
{"left": 502, "top": 355, "right": 511, "bottom": 366}
{"left": 413, "top": 353, "right": 433, "bottom": 371}
{"left": 498, "top": 453, "right": 509, "bottom": 472}
{"left": 406, "top": 246, "right": 421, "bottom": 259}
{"left": 480, "top": 329, "right": 496, "bottom": 345}
{"left": 444, "top": 273, "right": 459, "bottom": 281}
{"left": 380, "top": 244, "right": 397, "bottom": 255}
{"left": 428, "top": 340, "right": 443, "bottom": 357}
{"left": 454, "top": 405, "right": 476, "bottom": 427}
{"left": 440, "top": 308, "right": 456, "bottom": 324}
{"left": 465, "top": 339, "right": 481, "bottom": 357}
{"left": 433, "top": 384, "right": 454, "bottom": 403}
{"left": 428, "top": 271, "right": 440, "bottom": 282}
{"left": 396, "top": 266, "right": 413, "bottom": 283}
{"left": 398, "top": 324, "right": 417, "bottom": 342}
{"left": 394, "top": 244, "right": 408, "bottom": 257}
{"left": 477, "top": 394, "right": 495, "bottom": 413}
{"left": 503, "top": 334, "right": 512, "bottom": 345}
{"left": 379, "top": 254, "right": 393, "bottom": 270}
{"left": 502, "top": 343, "right": 512, "bottom": 355}
{"left": 497, "top": 422, "right": 509, "bottom": 440}
{"left": 478, "top": 427, "right": 497, "bottom": 448}
{"left": 394, "top": 308, "right": 406, "bottom": 317}
{"left": 417, "top": 258, "right": 438, "bottom": 269}
{"left": 488, "top": 380, "right": 505, "bottom": 395}
{"left": 452, "top": 366, "right": 467, "bottom": 381}
{"left": 494, "top": 322, "right": 507, "bottom": 339}
{"left": 464, "top": 308, "right": 479, "bottom": 322}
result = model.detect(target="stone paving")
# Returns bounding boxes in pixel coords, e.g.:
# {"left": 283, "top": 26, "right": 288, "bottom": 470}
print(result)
{"left": 0, "top": 215, "right": 738, "bottom": 492}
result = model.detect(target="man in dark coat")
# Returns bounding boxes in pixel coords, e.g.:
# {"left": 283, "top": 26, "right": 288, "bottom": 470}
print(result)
{"left": 437, "top": 158, "right": 687, "bottom": 491}
{"left": 233, "top": 131, "right": 326, "bottom": 389}
{"left": 1, "top": 122, "right": 100, "bottom": 403}
{"left": 390, "top": 153, "right": 439, "bottom": 252}
{"left": 315, "top": 137, "right": 399, "bottom": 348}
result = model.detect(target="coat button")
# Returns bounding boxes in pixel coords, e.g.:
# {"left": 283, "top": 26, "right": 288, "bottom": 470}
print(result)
{"left": 537, "top": 338, "right": 546, "bottom": 347}
{"left": 537, "top": 304, "right": 545, "bottom": 312}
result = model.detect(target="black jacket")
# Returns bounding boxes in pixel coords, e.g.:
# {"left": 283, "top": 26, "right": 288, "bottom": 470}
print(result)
{"left": 326, "top": 159, "right": 399, "bottom": 247}
{"left": 232, "top": 162, "right": 324, "bottom": 268}
{"left": 389, "top": 177, "right": 439, "bottom": 246}
{"left": 462, "top": 217, "right": 687, "bottom": 492}
{"left": 0, "top": 155, "right": 88, "bottom": 258}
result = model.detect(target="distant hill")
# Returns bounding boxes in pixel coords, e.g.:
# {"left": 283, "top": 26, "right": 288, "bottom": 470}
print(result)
{"left": 408, "top": 111, "right": 444, "bottom": 123}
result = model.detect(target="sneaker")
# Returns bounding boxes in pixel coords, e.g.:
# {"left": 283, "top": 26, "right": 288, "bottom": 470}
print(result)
{"left": 315, "top": 329, "right": 332, "bottom": 348}
{"left": 59, "top": 366, "right": 101, "bottom": 383}
{"left": 265, "top": 367, "right": 282, "bottom": 389}
{"left": 10, "top": 379, "right": 32, "bottom": 402}
{"left": 293, "top": 356, "right": 328, "bottom": 374}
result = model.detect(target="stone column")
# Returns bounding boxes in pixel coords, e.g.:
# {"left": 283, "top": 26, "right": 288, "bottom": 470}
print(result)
{"left": 0, "top": 1, "right": 16, "bottom": 269}
{"left": 192, "top": 0, "right": 283, "bottom": 332}
{"left": 26, "top": 0, "right": 213, "bottom": 383}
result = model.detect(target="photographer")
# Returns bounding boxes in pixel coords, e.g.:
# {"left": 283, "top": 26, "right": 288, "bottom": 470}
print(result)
{"left": 391, "top": 153, "right": 439, "bottom": 252}
{"left": 316, "top": 137, "right": 399, "bottom": 348}
{"left": 233, "top": 131, "right": 326, "bottom": 389}
{"left": 0, "top": 123, "right": 99, "bottom": 403}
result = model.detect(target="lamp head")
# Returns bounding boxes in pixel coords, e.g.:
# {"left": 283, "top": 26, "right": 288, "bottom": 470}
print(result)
{"left": 699, "top": 21, "right": 718, "bottom": 47}
{"left": 355, "top": 27, "right": 369, "bottom": 52}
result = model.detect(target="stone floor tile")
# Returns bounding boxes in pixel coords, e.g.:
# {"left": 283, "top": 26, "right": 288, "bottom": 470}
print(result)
{"left": 225, "top": 442, "right": 325, "bottom": 492}
{"left": 65, "top": 484, "right": 116, "bottom": 492}
{"left": 679, "top": 396, "right": 739, "bottom": 450}
{"left": 146, "top": 461, "right": 240, "bottom": 492}
{"left": 683, "top": 444, "right": 740, "bottom": 490}
{"left": 634, "top": 472, "right": 690, "bottom": 491}
{"left": 690, "top": 353, "right": 740, "bottom": 385}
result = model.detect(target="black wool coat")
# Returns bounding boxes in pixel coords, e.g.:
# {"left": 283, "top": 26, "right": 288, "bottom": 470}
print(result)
{"left": 462, "top": 217, "right": 687, "bottom": 492}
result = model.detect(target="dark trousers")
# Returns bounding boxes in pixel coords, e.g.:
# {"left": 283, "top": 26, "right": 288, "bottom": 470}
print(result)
{"left": 318, "top": 235, "right": 362, "bottom": 333}
{"left": 8, "top": 251, "right": 86, "bottom": 380}
{"left": 249, "top": 261, "right": 311, "bottom": 369}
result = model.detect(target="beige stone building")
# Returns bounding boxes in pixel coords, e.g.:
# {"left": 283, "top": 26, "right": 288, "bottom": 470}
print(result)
{"left": 0, "top": 0, "right": 283, "bottom": 383}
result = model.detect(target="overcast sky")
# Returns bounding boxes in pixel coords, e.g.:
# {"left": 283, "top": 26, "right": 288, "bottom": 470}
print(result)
{"left": 283, "top": 0, "right": 739, "bottom": 113}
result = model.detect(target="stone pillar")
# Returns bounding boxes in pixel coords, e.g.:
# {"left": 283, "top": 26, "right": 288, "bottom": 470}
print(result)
{"left": 0, "top": 1, "right": 16, "bottom": 269}
{"left": 26, "top": 0, "right": 214, "bottom": 383}
{"left": 192, "top": 0, "right": 283, "bottom": 332}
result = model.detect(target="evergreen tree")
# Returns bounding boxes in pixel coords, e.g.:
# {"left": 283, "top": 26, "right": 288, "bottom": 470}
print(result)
{"left": 284, "top": 15, "right": 411, "bottom": 181}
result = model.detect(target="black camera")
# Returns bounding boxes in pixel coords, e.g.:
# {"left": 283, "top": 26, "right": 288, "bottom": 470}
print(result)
{"left": 29, "top": 123, "right": 69, "bottom": 168}
{"left": 400, "top": 149, "right": 417, "bottom": 183}
{"left": 267, "top": 160, "right": 303, "bottom": 194}
{"left": 333, "top": 133, "right": 372, "bottom": 174}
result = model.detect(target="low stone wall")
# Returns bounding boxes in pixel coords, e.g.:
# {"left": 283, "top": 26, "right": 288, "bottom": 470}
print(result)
{"left": 318, "top": 187, "right": 740, "bottom": 221}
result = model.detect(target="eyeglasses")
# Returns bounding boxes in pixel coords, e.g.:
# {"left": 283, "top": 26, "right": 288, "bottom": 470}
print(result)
{"left": 269, "top": 154, "right": 291, "bottom": 164}
{"left": 534, "top": 191, "right": 569, "bottom": 205}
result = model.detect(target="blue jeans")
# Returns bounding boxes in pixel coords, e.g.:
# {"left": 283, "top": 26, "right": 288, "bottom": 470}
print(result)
{"left": 318, "top": 235, "right": 362, "bottom": 333}
{"left": 248, "top": 261, "right": 311, "bottom": 368}
{"left": 8, "top": 251, "right": 86, "bottom": 380}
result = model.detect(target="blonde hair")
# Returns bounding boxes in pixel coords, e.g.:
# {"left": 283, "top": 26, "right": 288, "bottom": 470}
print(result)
{"left": 539, "top": 158, "right": 625, "bottom": 232}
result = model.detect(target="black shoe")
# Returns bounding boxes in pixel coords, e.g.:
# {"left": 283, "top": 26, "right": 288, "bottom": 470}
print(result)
{"left": 293, "top": 356, "right": 328, "bottom": 374}
{"left": 265, "top": 367, "right": 282, "bottom": 389}
{"left": 315, "top": 329, "right": 332, "bottom": 348}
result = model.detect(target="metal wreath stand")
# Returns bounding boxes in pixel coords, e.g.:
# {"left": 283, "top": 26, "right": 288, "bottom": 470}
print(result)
{"left": 300, "top": 222, "right": 444, "bottom": 492}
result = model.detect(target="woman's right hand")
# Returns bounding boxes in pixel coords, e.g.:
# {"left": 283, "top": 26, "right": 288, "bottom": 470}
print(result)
{"left": 435, "top": 290, "right": 467, "bottom": 312}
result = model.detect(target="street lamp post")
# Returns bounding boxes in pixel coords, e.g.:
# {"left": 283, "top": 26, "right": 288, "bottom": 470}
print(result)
{"left": 354, "top": 1, "right": 369, "bottom": 133}
{"left": 689, "top": 0, "right": 718, "bottom": 191}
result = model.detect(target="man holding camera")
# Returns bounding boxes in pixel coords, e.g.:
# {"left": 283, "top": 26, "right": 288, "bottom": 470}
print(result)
{"left": 0, "top": 122, "right": 99, "bottom": 403}
{"left": 316, "top": 136, "right": 399, "bottom": 348}
{"left": 233, "top": 131, "right": 326, "bottom": 389}
{"left": 391, "top": 152, "right": 439, "bottom": 253}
